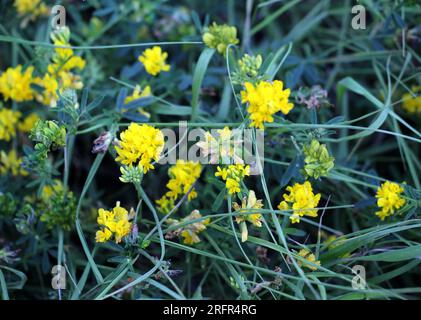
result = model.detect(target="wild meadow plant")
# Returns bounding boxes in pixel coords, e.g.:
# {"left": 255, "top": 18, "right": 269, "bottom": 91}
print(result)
{"left": 0, "top": 0, "right": 420, "bottom": 300}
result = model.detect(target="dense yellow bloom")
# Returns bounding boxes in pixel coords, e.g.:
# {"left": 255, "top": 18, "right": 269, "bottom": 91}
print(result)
{"left": 0, "top": 65, "right": 35, "bottom": 102}
{"left": 18, "top": 113, "right": 40, "bottom": 133}
{"left": 0, "top": 108, "right": 21, "bottom": 141}
{"left": 0, "top": 150, "right": 28, "bottom": 176}
{"left": 157, "top": 160, "right": 202, "bottom": 213}
{"left": 402, "top": 86, "right": 421, "bottom": 114}
{"left": 375, "top": 181, "right": 406, "bottom": 220}
{"left": 241, "top": 80, "right": 293, "bottom": 129}
{"left": 138, "top": 46, "right": 170, "bottom": 76}
{"left": 14, "top": 0, "right": 48, "bottom": 19}
{"left": 167, "top": 161, "right": 202, "bottom": 197}
{"left": 124, "top": 85, "right": 152, "bottom": 104}
{"left": 277, "top": 181, "right": 321, "bottom": 224}
{"left": 35, "top": 28, "right": 85, "bottom": 106}
{"left": 167, "top": 210, "right": 210, "bottom": 245}
{"left": 215, "top": 164, "right": 250, "bottom": 195}
{"left": 115, "top": 123, "right": 165, "bottom": 173}
{"left": 95, "top": 202, "right": 133, "bottom": 243}
{"left": 49, "top": 43, "right": 86, "bottom": 74}
{"left": 297, "top": 249, "right": 320, "bottom": 271}
{"left": 233, "top": 190, "right": 264, "bottom": 242}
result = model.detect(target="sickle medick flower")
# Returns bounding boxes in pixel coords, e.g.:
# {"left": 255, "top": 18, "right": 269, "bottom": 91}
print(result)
{"left": 14, "top": 0, "right": 48, "bottom": 20}
{"left": 277, "top": 181, "right": 321, "bottom": 224}
{"left": 115, "top": 123, "right": 165, "bottom": 173}
{"left": 241, "top": 80, "right": 294, "bottom": 129}
{"left": 375, "top": 181, "right": 406, "bottom": 220}
{"left": 215, "top": 164, "right": 250, "bottom": 195}
{"left": 124, "top": 85, "right": 152, "bottom": 104}
{"left": 233, "top": 190, "right": 264, "bottom": 242}
{"left": 95, "top": 202, "right": 133, "bottom": 244}
{"left": 157, "top": 160, "right": 202, "bottom": 214}
{"left": 0, "top": 108, "right": 21, "bottom": 141}
{"left": 296, "top": 249, "right": 320, "bottom": 271}
{"left": 166, "top": 210, "right": 210, "bottom": 245}
{"left": 0, "top": 65, "right": 35, "bottom": 102}
{"left": 138, "top": 46, "right": 171, "bottom": 76}
{"left": 0, "top": 150, "right": 28, "bottom": 177}
{"left": 401, "top": 86, "right": 421, "bottom": 114}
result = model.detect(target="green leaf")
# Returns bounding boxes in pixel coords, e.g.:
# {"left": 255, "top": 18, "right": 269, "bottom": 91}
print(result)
{"left": 191, "top": 48, "right": 215, "bottom": 122}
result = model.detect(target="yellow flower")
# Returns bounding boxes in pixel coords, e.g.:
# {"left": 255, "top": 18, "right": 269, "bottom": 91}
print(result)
{"left": 95, "top": 228, "right": 112, "bottom": 243}
{"left": 157, "top": 160, "right": 202, "bottom": 213}
{"left": 226, "top": 178, "right": 241, "bottom": 195}
{"left": 18, "top": 113, "right": 40, "bottom": 133}
{"left": 297, "top": 249, "right": 320, "bottom": 271}
{"left": 95, "top": 202, "right": 133, "bottom": 244}
{"left": 0, "top": 108, "right": 21, "bottom": 141}
{"left": 215, "top": 166, "right": 228, "bottom": 180}
{"left": 233, "top": 190, "right": 264, "bottom": 242}
{"left": 0, "top": 150, "right": 28, "bottom": 176}
{"left": 215, "top": 164, "right": 250, "bottom": 195}
{"left": 125, "top": 85, "right": 152, "bottom": 104}
{"left": 115, "top": 123, "right": 165, "bottom": 173}
{"left": 0, "top": 65, "right": 35, "bottom": 102}
{"left": 277, "top": 181, "right": 321, "bottom": 224}
{"left": 168, "top": 210, "right": 210, "bottom": 245}
{"left": 375, "top": 181, "right": 406, "bottom": 220}
{"left": 14, "top": 0, "right": 48, "bottom": 19}
{"left": 402, "top": 86, "right": 421, "bottom": 114}
{"left": 241, "top": 80, "right": 293, "bottom": 129}
{"left": 138, "top": 46, "right": 170, "bottom": 76}
{"left": 35, "top": 28, "right": 85, "bottom": 107}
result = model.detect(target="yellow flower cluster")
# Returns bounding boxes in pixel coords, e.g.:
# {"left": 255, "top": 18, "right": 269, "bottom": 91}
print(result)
{"left": 297, "top": 249, "right": 320, "bottom": 271}
{"left": 233, "top": 190, "right": 263, "bottom": 242}
{"left": 215, "top": 164, "right": 250, "bottom": 195}
{"left": 0, "top": 150, "right": 28, "bottom": 177}
{"left": 14, "top": 0, "right": 48, "bottom": 19}
{"left": 115, "top": 123, "right": 165, "bottom": 173}
{"left": 95, "top": 202, "right": 133, "bottom": 243}
{"left": 138, "top": 46, "right": 170, "bottom": 76}
{"left": 241, "top": 80, "right": 294, "bottom": 129}
{"left": 0, "top": 65, "right": 35, "bottom": 102}
{"left": 35, "top": 27, "right": 85, "bottom": 106}
{"left": 0, "top": 108, "right": 21, "bottom": 141}
{"left": 375, "top": 181, "right": 406, "bottom": 220}
{"left": 157, "top": 160, "right": 202, "bottom": 214}
{"left": 167, "top": 210, "right": 210, "bottom": 245}
{"left": 402, "top": 86, "right": 421, "bottom": 114}
{"left": 278, "top": 181, "right": 321, "bottom": 224}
